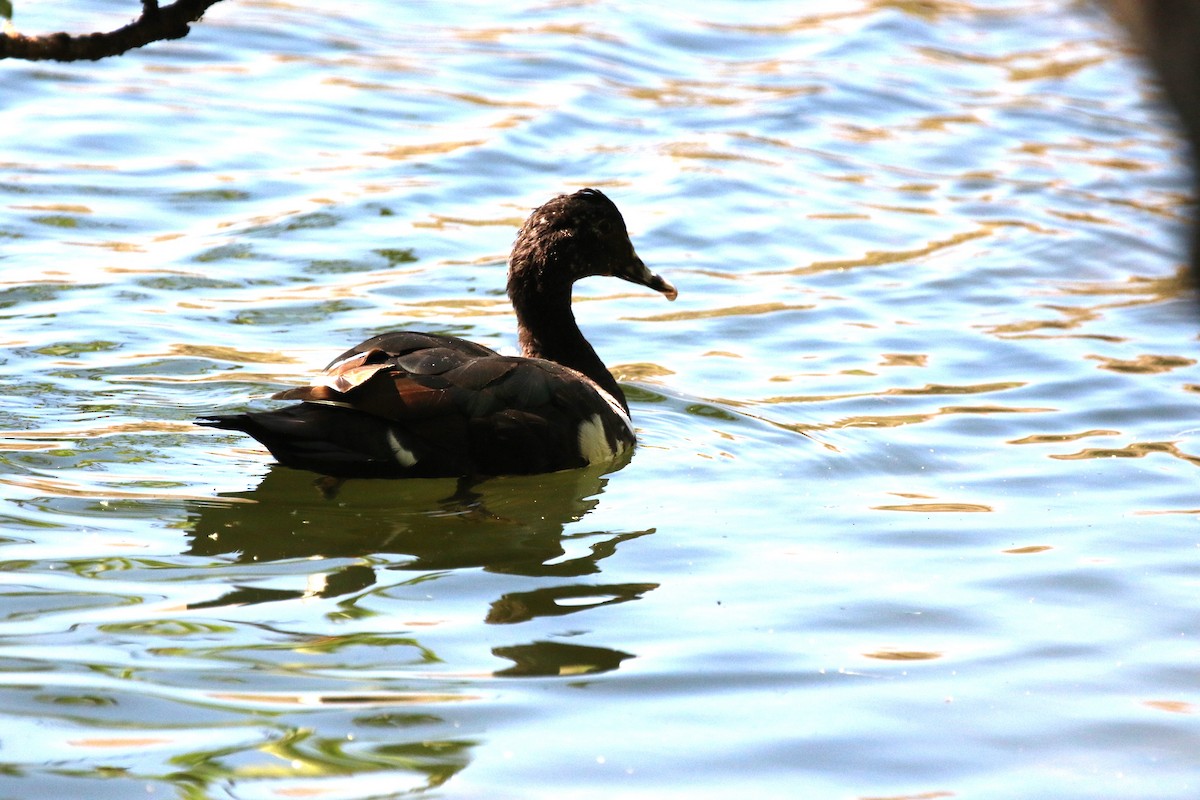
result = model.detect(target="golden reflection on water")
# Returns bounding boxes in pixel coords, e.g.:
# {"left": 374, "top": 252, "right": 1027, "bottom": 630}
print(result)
{"left": 1007, "top": 54, "right": 1106, "bottom": 81}
{"left": 1086, "top": 353, "right": 1196, "bottom": 373}
{"left": 456, "top": 21, "right": 607, "bottom": 43}
{"left": 871, "top": 502, "right": 993, "bottom": 513}
{"left": 12, "top": 203, "right": 92, "bottom": 214}
{"left": 1008, "top": 429, "right": 1119, "bottom": 445}
{"left": 979, "top": 264, "right": 1191, "bottom": 339}
{"left": 0, "top": 420, "right": 196, "bottom": 442}
{"left": 663, "top": 141, "right": 779, "bottom": 165}
{"left": 380, "top": 297, "right": 511, "bottom": 318}
{"left": 613, "top": 361, "right": 675, "bottom": 381}
{"left": 625, "top": 81, "right": 819, "bottom": 110}
{"left": 1052, "top": 265, "right": 1192, "bottom": 305}
{"left": 741, "top": 380, "right": 1027, "bottom": 406}
{"left": 981, "top": 305, "right": 1101, "bottom": 338}
{"left": 807, "top": 405, "right": 1048, "bottom": 432}
{"left": 878, "top": 354, "right": 928, "bottom": 367}
{"left": 778, "top": 227, "right": 994, "bottom": 277}
{"left": 370, "top": 140, "right": 489, "bottom": 161}
{"left": 1143, "top": 700, "right": 1198, "bottom": 715}
{"left": 710, "top": 0, "right": 1017, "bottom": 34}
{"left": 169, "top": 344, "right": 300, "bottom": 364}
{"left": 628, "top": 301, "right": 813, "bottom": 323}
{"left": 1048, "top": 440, "right": 1200, "bottom": 467}
{"left": 111, "top": 370, "right": 288, "bottom": 385}
{"left": 73, "top": 241, "right": 146, "bottom": 253}
{"left": 862, "top": 649, "right": 943, "bottom": 661}
{"left": 412, "top": 212, "right": 522, "bottom": 229}
{"left": 0, "top": 474, "right": 246, "bottom": 503}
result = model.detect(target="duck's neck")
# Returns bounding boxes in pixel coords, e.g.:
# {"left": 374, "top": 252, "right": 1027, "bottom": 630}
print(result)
{"left": 511, "top": 280, "right": 629, "bottom": 413}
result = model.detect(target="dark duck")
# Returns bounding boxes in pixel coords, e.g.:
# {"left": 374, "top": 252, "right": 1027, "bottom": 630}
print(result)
{"left": 199, "top": 188, "right": 677, "bottom": 479}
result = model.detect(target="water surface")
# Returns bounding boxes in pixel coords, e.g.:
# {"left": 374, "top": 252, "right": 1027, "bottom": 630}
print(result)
{"left": 1, "top": 1, "right": 1199, "bottom": 798}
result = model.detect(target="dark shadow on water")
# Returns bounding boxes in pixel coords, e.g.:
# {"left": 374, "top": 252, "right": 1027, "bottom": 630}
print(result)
{"left": 186, "top": 457, "right": 650, "bottom": 571}
{"left": 492, "top": 640, "right": 635, "bottom": 677}
{"left": 175, "top": 460, "right": 656, "bottom": 793}
{"left": 485, "top": 582, "right": 658, "bottom": 624}
{"left": 184, "top": 457, "right": 659, "bottom": 628}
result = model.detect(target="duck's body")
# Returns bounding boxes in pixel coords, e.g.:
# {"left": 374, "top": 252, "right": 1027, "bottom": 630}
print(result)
{"left": 205, "top": 329, "right": 637, "bottom": 479}
{"left": 200, "top": 188, "right": 676, "bottom": 479}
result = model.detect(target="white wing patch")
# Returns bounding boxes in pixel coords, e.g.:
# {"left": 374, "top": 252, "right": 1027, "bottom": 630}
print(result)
{"left": 577, "top": 376, "right": 633, "bottom": 439}
{"left": 570, "top": 374, "right": 635, "bottom": 465}
{"left": 385, "top": 429, "right": 418, "bottom": 467}
{"left": 578, "top": 413, "right": 625, "bottom": 464}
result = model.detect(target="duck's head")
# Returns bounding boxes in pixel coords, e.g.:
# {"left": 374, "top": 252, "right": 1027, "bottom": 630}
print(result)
{"left": 509, "top": 188, "right": 677, "bottom": 301}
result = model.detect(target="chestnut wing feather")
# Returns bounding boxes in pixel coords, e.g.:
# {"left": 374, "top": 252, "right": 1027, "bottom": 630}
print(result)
{"left": 275, "top": 332, "right": 512, "bottom": 420}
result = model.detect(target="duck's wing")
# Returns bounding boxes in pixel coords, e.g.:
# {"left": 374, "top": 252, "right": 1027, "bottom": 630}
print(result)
{"left": 324, "top": 330, "right": 501, "bottom": 370}
{"left": 202, "top": 332, "right": 634, "bottom": 479}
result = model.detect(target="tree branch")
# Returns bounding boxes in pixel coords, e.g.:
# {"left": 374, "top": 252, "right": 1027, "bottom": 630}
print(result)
{"left": 0, "top": 0, "right": 226, "bottom": 62}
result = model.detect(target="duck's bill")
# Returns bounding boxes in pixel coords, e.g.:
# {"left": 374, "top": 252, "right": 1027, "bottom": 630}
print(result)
{"left": 619, "top": 256, "right": 678, "bottom": 301}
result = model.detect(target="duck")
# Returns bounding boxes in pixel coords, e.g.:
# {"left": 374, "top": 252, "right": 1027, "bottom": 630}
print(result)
{"left": 198, "top": 188, "right": 677, "bottom": 479}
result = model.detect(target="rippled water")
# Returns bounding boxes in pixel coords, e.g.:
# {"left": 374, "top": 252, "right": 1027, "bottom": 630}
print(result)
{"left": 2, "top": 0, "right": 1198, "bottom": 797}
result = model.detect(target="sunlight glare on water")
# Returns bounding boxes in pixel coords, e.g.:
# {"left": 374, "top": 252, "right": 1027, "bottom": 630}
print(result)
{"left": 1, "top": 0, "right": 1200, "bottom": 798}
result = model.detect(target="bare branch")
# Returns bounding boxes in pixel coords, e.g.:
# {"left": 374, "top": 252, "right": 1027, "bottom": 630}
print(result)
{"left": 0, "top": 0, "right": 225, "bottom": 62}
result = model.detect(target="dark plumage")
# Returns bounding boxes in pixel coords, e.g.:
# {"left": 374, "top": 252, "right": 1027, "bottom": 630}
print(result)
{"left": 198, "top": 188, "right": 677, "bottom": 478}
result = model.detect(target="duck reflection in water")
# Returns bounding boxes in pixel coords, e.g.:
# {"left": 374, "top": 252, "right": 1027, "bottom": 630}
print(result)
{"left": 186, "top": 459, "right": 657, "bottom": 650}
